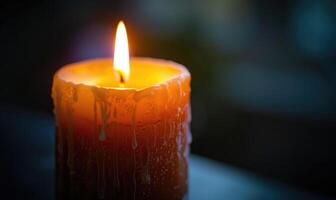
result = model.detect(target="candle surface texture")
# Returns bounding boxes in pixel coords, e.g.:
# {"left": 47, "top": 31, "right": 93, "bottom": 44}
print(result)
{"left": 52, "top": 58, "right": 191, "bottom": 200}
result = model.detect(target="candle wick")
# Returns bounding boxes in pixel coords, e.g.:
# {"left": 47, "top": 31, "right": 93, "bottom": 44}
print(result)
{"left": 118, "top": 70, "right": 125, "bottom": 86}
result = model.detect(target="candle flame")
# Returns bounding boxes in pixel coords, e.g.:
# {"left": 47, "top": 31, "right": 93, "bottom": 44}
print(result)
{"left": 113, "top": 21, "right": 130, "bottom": 83}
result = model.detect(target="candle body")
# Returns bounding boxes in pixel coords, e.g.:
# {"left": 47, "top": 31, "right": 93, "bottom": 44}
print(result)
{"left": 52, "top": 58, "right": 191, "bottom": 200}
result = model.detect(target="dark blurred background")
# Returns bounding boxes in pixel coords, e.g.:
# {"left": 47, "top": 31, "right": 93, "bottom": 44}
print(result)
{"left": 1, "top": 0, "right": 336, "bottom": 198}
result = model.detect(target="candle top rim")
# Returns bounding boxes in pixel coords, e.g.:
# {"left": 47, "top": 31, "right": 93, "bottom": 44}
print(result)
{"left": 55, "top": 57, "right": 190, "bottom": 92}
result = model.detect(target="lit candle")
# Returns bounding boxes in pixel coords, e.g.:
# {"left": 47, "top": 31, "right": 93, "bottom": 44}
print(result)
{"left": 52, "top": 21, "right": 191, "bottom": 200}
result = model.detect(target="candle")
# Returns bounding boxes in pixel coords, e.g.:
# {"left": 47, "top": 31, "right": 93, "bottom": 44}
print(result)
{"left": 52, "top": 22, "right": 191, "bottom": 200}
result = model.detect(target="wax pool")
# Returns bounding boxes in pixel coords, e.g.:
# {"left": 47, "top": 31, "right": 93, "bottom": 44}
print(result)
{"left": 52, "top": 58, "right": 191, "bottom": 200}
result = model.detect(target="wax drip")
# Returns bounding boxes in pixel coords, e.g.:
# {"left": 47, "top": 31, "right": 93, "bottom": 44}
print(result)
{"left": 54, "top": 85, "right": 64, "bottom": 156}
{"left": 92, "top": 88, "right": 110, "bottom": 199}
{"left": 115, "top": 114, "right": 120, "bottom": 189}
{"left": 145, "top": 126, "right": 151, "bottom": 184}
{"left": 53, "top": 83, "right": 66, "bottom": 194}
{"left": 187, "top": 105, "right": 192, "bottom": 145}
{"left": 113, "top": 102, "right": 120, "bottom": 189}
{"left": 66, "top": 91, "right": 74, "bottom": 173}
{"left": 141, "top": 126, "right": 153, "bottom": 184}
{"left": 163, "top": 83, "right": 169, "bottom": 142}
{"left": 131, "top": 104, "right": 137, "bottom": 200}
{"left": 73, "top": 86, "right": 78, "bottom": 102}
{"left": 153, "top": 124, "right": 157, "bottom": 152}
{"left": 91, "top": 88, "right": 111, "bottom": 142}
{"left": 131, "top": 104, "right": 138, "bottom": 149}
{"left": 65, "top": 86, "right": 76, "bottom": 197}
{"left": 93, "top": 97, "right": 102, "bottom": 198}
{"left": 99, "top": 102, "right": 107, "bottom": 141}
{"left": 176, "top": 81, "right": 183, "bottom": 161}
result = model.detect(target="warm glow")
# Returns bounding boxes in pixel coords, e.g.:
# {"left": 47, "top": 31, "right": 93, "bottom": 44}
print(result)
{"left": 113, "top": 21, "right": 130, "bottom": 83}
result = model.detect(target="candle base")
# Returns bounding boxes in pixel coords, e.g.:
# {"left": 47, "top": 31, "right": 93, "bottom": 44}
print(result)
{"left": 55, "top": 118, "right": 190, "bottom": 200}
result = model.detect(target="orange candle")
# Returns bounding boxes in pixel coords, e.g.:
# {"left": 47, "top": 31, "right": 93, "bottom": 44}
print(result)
{"left": 52, "top": 22, "right": 191, "bottom": 200}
